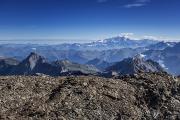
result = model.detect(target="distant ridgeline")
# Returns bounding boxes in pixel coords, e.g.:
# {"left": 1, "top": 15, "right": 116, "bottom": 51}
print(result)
{"left": 0, "top": 36, "right": 179, "bottom": 75}
{"left": 0, "top": 51, "right": 166, "bottom": 76}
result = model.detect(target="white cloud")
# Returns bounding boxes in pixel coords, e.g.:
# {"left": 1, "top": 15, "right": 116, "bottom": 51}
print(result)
{"left": 124, "top": 3, "right": 146, "bottom": 8}
{"left": 101, "top": 33, "right": 178, "bottom": 41}
{"left": 123, "top": 0, "right": 151, "bottom": 8}
{"left": 142, "top": 35, "right": 171, "bottom": 41}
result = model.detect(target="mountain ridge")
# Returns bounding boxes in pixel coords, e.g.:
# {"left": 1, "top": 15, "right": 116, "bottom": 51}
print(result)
{"left": 106, "top": 54, "right": 165, "bottom": 75}
{"left": 0, "top": 52, "right": 166, "bottom": 77}
{"left": 5, "top": 52, "right": 99, "bottom": 76}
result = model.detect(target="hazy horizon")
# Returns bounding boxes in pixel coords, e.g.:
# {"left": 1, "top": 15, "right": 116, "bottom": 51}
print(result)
{"left": 0, "top": 33, "right": 179, "bottom": 45}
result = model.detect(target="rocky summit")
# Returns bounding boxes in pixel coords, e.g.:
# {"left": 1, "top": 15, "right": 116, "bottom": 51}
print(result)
{"left": 0, "top": 72, "right": 180, "bottom": 120}
{"left": 106, "top": 55, "right": 164, "bottom": 75}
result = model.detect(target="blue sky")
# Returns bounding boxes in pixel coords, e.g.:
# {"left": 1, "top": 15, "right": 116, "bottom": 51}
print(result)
{"left": 0, "top": 0, "right": 180, "bottom": 41}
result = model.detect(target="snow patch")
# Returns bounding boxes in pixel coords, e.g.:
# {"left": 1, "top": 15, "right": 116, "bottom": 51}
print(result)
{"left": 139, "top": 54, "right": 146, "bottom": 58}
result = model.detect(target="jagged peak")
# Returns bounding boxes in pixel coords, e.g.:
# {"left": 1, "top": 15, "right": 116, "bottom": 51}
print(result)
{"left": 106, "top": 55, "right": 164, "bottom": 75}
{"left": 22, "top": 52, "right": 46, "bottom": 70}
{"left": 26, "top": 52, "right": 45, "bottom": 61}
{"left": 27, "top": 52, "right": 41, "bottom": 58}
{"left": 133, "top": 54, "right": 145, "bottom": 60}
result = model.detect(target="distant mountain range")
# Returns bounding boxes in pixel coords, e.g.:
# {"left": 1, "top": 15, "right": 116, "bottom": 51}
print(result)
{"left": 0, "top": 36, "right": 156, "bottom": 62}
{"left": 146, "top": 41, "right": 176, "bottom": 50}
{"left": 13, "top": 36, "right": 155, "bottom": 51}
{"left": 77, "top": 36, "right": 158, "bottom": 50}
{"left": 0, "top": 52, "right": 164, "bottom": 76}
{"left": 7, "top": 52, "right": 99, "bottom": 76}
{"left": 0, "top": 36, "right": 179, "bottom": 75}
{"left": 143, "top": 42, "right": 180, "bottom": 75}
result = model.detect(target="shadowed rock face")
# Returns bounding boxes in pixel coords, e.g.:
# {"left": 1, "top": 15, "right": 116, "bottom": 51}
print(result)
{"left": 7, "top": 52, "right": 99, "bottom": 76}
{"left": 52, "top": 60, "right": 99, "bottom": 75}
{"left": 10, "top": 52, "right": 59, "bottom": 76}
{"left": 86, "top": 58, "right": 111, "bottom": 70}
{"left": 0, "top": 72, "right": 180, "bottom": 119}
{"left": 0, "top": 57, "right": 19, "bottom": 75}
{"left": 106, "top": 55, "right": 164, "bottom": 75}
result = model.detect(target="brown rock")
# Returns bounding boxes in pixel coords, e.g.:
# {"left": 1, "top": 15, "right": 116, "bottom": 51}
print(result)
{"left": 0, "top": 73, "right": 179, "bottom": 119}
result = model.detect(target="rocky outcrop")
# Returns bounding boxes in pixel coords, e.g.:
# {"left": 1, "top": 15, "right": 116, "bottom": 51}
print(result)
{"left": 10, "top": 52, "right": 59, "bottom": 76}
{"left": 0, "top": 72, "right": 179, "bottom": 119}
{"left": 53, "top": 60, "right": 99, "bottom": 75}
{"left": 106, "top": 55, "right": 164, "bottom": 75}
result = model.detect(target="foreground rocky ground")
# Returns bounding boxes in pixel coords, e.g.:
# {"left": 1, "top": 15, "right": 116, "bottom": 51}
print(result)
{"left": 0, "top": 73, "right": 180, "bottom": 120}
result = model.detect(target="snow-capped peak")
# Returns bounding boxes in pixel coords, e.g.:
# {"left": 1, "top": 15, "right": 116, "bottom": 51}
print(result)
{"left": 139, "top": 53, "right": 146, "bottom": 58}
